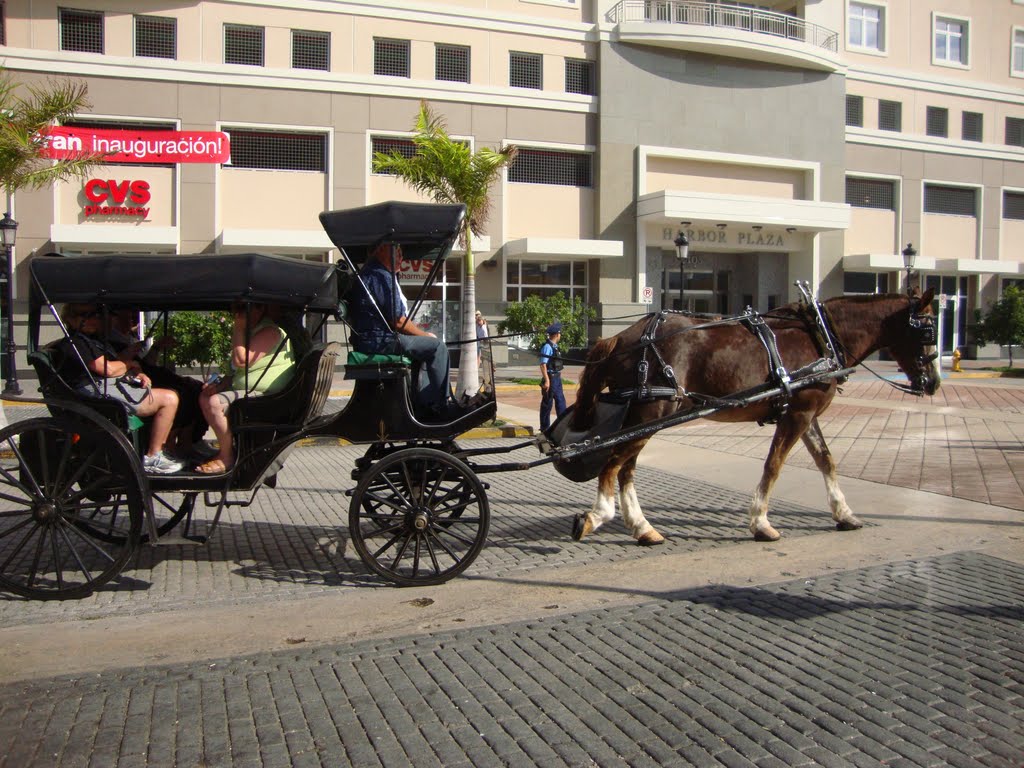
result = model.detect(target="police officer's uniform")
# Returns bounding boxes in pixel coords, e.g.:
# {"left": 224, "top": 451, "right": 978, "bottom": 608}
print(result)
{"left": 539, "top": 322, "right": 567, "bottom": 432}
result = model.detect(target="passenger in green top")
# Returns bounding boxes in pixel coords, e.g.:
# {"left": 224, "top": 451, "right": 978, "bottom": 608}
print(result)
{"left": 196, "top": 302, "right": 296, "bottom": 474}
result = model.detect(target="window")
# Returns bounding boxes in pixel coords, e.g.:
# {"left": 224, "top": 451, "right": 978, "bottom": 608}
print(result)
{"left": 1, "top": 3, "right": 6, "bottom": 46}
{"left": 370, "top": 136, "right": 416, "bottom": 174}
{"left": 878, "top": 100, "right": 901, "bottom": 132}
{"left": 1014, "top": 29, "right": 1024, "bottom": 75}
{"left": 926, "top": 107, "right": 948, "bottom": 138}
{"left": 1006, "top": 117, "right": 1024, "bottom": 147}
{"left": 506, "top": 260, "right": 587, "bottom": 304}
{"left": 134, "top": 15, "right": 176, "bottom": 59}
{"left": 509, "top": 149, "right": 592, "bottom": 187}
{"left": 934, "top": 16, "right": 968, "bottom": 66}
{"left": 435, "top": 43, "right": 469, "bottom": 83}
{"left": 60, "top": 8, "right": 103, "bottom": 54}
{"left": 510, "top": 51, "right": 542, "bottom": 90}
{"left": 224, "top": 24, "right": 263, "bottom": 66}
{"left": 292, "top": 29, "right": 329, "bottom": 71}
{"left": 565, "top": 58, "right": 595, "bottom": 95}
{"left": 848, "top": 2, "right": 884, "bottom": 52}
{"left": 374, "top": 38, "right": 410, "bottom": 78}
{"left": 225, "top": 130, "right": 327, "bottom": 172}
{"left": 844, "top": 272, "right": 888, "bottom": 295}
{"left": 1004, "top": 191, "right": 1024, "bottom": 221}
{"left": 845, "top": 95, "right": 864, "bottom": 127}
{"left": 924, "top": 184, "right": 976, "bottom": 217}
{"left": 962, "top": 112, "right": 983, "bottom": 142}
{"left": 846, "top": 178, "right": 895, "bottom": 210}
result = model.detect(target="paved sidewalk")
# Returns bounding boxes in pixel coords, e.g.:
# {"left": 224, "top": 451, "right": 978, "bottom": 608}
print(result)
{"left": 0, "top": 374, "right": 1021, "bottom": 766}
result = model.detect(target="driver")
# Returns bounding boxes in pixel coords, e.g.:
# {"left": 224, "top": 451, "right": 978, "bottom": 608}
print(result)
{"left": 348, "top": 241, "right": 452, "bottom": 420}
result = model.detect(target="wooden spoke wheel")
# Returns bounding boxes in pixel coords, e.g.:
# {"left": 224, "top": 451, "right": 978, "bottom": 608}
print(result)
{"left": 348, "top": 447, "right": 489, "bottom": 586}
{"left": 78, "top": 490, "right": 197, "bottom": 545}
{"left": 0, "top": 417, "right": 143, "bottom": 600}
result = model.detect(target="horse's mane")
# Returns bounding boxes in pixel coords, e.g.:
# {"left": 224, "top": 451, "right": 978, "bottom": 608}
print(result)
{"left": 571, "top": 335, "right": 617, "bottom": 430}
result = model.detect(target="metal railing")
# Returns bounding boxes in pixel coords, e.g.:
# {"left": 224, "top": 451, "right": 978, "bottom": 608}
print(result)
{"left": 608, "top": 1, "right": 839, "bottom": 53}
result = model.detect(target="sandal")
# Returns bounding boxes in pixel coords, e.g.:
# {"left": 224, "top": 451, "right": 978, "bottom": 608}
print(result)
{"left": 196, "top": 458, "right": 233, "bottom": 474}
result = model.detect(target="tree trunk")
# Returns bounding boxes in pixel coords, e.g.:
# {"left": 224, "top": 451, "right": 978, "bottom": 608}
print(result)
{"left": 456, "top": 241, "right": 480, "bottom": 397}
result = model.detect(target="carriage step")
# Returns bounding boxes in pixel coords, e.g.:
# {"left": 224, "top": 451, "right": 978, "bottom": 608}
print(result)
{"left": 153, "top": 534, "right": 208, "bottom": 546}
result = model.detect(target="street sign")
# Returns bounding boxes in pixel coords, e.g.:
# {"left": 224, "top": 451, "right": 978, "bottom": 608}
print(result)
{"left": 641, "top": 286, "right": 653, "bottom": 304}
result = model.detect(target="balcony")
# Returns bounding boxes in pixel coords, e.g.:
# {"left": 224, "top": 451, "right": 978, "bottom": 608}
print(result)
{"left": 607, "top": 1, "right": 843, "bottom": 73}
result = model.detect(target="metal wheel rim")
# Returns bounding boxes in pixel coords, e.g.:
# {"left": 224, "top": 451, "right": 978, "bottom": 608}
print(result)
{"left": 349, "top": 447, "right": 489, "bottom": 586}
{"left": 0, "top": 418, "right": 143, "bottom": 600}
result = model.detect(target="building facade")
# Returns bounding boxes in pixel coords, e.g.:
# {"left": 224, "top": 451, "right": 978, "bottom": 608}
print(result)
{"left": 1, "top": 0, "right": 1022, "bottom": 360}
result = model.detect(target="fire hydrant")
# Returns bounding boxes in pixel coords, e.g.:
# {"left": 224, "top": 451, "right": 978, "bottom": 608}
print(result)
{"left": 951, "top": 348, "right": 962, "bottom": 373}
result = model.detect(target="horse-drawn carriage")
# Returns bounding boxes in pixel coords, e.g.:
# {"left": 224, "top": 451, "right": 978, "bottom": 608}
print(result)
{"left": 0, "top": 201, "right": 941, "bottom": 601}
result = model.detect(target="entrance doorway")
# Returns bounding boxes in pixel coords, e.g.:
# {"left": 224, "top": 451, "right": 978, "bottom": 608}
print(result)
{"left": 662, "top": 267, "right": 730, "bottom": 314}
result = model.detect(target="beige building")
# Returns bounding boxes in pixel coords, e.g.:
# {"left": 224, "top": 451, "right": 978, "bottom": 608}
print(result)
{"left": 1, "top": 0, "right": 1022, "bottom": 364}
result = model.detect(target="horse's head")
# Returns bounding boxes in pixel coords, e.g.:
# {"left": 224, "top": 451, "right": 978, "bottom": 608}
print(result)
{"left": 887, "top": 287, "right": 941, "bottom": 396}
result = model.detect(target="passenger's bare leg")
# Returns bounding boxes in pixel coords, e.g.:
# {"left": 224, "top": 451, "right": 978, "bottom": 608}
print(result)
{"left": 198, "top": 390, "right": 234, "bottom": 467}
{"left": 134, "top": 388, "right": 179, "bottom": 457}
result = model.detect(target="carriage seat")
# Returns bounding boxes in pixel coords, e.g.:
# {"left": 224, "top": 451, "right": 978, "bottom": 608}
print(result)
{"left": 344, "top": 350, "right": 413, "bottom": 380}
{"left": 27, "top": 343, "right": 146, "bottom": 432}
{"left": 229, "top": 341, "right": 341, "bottom": 432}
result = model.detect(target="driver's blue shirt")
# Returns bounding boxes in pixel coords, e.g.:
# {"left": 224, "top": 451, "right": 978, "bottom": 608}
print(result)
{"left": 349, "top": 259, "right": 404, "bottom": 354}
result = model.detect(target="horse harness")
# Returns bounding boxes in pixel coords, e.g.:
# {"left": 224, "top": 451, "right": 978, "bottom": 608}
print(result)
{"left": 623, "top": 287, "right": 850, "bottom": 422}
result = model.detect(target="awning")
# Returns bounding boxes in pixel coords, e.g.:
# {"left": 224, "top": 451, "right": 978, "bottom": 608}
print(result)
{"left": 503, "top": 237, "right": 623, "bottom": 260}
{"left": 50, "top": 224, "right": 178, "bottom": 249}
{"left": 843, "top": 254, "right": 1023, "bottom": 275}
{"left": 638, "top": 190, "right": 850, "bottom": 233}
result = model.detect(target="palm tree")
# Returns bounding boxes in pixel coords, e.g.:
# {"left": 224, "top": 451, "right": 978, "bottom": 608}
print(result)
{"left": 0, "top": 71, "right": 105, "bottom": 196}
{"left": 0, "top": 69, "right": 106, "bottom": 426}
{"left": 373, "top": 101, "right": 516, "bottom": 397}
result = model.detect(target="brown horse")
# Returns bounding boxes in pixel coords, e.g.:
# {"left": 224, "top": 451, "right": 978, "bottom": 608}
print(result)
{"left": 568, "top": 290, "right": 940, "bottom": 545}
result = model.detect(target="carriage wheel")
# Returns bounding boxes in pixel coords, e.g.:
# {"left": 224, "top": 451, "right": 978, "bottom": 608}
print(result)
{"left": 348, "top": 447, "right": 489, "bottom": 586}
{"left": 0, "top": 417, "right": 143, "bottom": 600}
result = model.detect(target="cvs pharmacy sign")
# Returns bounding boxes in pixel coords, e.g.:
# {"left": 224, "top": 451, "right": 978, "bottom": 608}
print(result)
{"left": 83, "top": 179, "right": 151, "bottom": 218}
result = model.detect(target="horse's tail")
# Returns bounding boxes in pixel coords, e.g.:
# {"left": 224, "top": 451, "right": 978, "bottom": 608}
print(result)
{"left": 571, "top": 336, "right": 617, "bottom": 430}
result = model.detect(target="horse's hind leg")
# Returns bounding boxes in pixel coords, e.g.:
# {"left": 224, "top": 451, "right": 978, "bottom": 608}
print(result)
{"left": 617, "top": 438, "right": 663, "bottom": 546}
{"left": 801, "top": 417, "right": 863, "bottom": 531}
{"left": 749, "top": 415, "right": 809, "bottom": 541}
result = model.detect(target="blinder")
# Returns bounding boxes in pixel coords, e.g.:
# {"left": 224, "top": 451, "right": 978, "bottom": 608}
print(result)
{"left": 910, "top": 312, "right": 936, "bottom": 346}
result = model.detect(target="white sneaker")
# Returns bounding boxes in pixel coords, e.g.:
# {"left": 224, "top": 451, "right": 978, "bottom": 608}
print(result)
{"left": 143, "top": 451, "right": 185, "bottom": 475}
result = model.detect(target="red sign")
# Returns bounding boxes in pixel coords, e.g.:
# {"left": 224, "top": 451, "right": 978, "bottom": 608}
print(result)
{"left": 41, "top": 127, "right": 230, "bottom": 164}
{"left": 82, "top": 179, "right": 152, "bottom": 218}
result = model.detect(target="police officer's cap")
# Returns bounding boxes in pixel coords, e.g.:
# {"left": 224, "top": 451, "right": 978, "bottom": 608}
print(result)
{"left": 546, "top": 322, "right": 562, "bottom": 336}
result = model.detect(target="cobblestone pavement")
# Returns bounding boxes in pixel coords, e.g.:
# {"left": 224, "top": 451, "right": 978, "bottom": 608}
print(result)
{"left": 0, "top": 441, "right": 825, "bottom": 627}
{"left": 1, "top": 379, "right": 1022, "bottom": 767}
{"left": 0, "top": 551, "right": 1020, "bottom": 767}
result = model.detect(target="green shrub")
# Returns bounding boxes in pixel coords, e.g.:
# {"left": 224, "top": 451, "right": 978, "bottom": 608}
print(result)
{"left": 162, "top": 311, "right": 232, "bottom": 378}
{"left": 497, "top": 292, "right": 595, "bottom": 350}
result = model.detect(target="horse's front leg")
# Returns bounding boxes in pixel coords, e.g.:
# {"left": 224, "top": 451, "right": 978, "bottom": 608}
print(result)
{"left": 801, "top": 417, "right": 863, "bottom": 531}
{"left": 617, "top": 439, "right": 663, "bottom": 546}
{"left": 749, "top": 414, "right": 810, "bottom": 541}
{"left": 572, "top": 457, "right": 620, "bottom": 541}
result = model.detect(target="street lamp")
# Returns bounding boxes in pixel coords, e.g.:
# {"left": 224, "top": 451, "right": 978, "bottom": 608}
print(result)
{"left": 673, "top": 225, "right": 690, "bottom": 311}
{"left": 902, "top": 242, "right": 917, "bottom": 295}
{"left": 1, "top": 212, "right": 21, "bottom": 396}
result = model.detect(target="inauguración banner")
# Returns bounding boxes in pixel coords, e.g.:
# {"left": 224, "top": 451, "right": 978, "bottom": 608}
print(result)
{"left": 40, "top": 127, "right": 231, "bottom": 164}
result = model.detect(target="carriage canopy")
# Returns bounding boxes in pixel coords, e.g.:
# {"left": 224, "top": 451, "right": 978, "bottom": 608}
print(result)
{"left": 319, "top": 201, "right": 466, "bottom": 265}
{"left": 29, "top": 252, "right": 343, "bottom": 313}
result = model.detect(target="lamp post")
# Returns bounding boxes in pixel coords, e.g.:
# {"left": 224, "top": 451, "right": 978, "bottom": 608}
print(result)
{"left": 673, "top": 226, "right": 690, "bottom": 311}
{"left": 902, "top": 242, "right": 917, "bottom": 295}
{"left": 0, "top": 212, "right": 21, "bottom": 396}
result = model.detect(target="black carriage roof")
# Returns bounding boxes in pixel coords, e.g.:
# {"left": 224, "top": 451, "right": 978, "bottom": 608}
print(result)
{"left": 319, "top": 201, "right": 466, "bottom": 265}
{"left": 29, "top": 252, "right": 342, "bottom": 312}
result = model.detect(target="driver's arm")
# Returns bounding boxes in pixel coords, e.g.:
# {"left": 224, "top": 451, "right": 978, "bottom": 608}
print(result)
{"left": 395, "top": 315, "right": 436, "bottom": 338}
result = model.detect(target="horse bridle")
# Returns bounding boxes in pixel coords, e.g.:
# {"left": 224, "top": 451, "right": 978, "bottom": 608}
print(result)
{"left": 893, "top": 296, "right": 938, "bottom": 395}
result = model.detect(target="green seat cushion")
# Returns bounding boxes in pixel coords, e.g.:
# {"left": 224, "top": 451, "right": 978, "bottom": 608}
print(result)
{"left": 346, "top": 350, "right": 412, "bottom": 366}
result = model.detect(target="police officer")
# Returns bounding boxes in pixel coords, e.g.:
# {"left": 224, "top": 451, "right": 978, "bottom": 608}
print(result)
{"left": 539, "top": 321, "right": 567, "bottom": 432}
